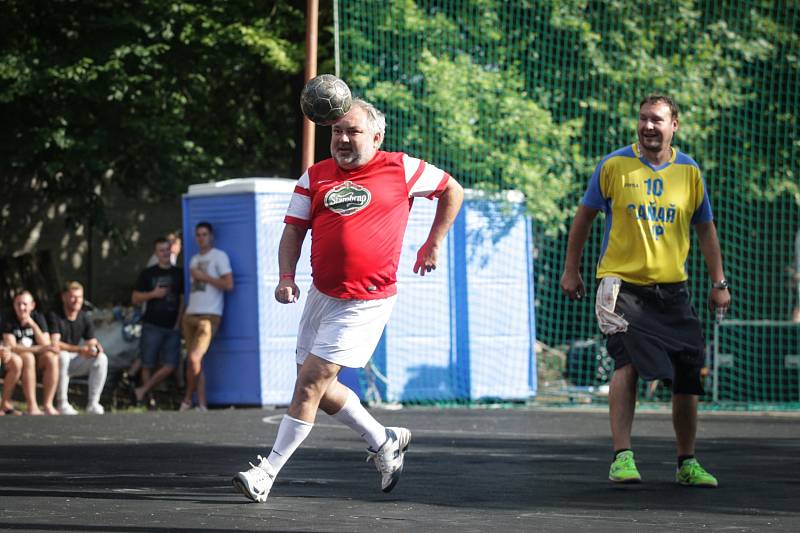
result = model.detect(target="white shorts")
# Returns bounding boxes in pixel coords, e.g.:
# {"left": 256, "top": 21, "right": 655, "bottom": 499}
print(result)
{"left": 296, "top": 284, "right": 397, "bottom": 368}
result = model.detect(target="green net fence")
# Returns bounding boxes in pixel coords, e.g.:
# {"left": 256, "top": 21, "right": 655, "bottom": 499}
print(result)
{"left": 335, "top": 0, "right": 800, "bottom": 409}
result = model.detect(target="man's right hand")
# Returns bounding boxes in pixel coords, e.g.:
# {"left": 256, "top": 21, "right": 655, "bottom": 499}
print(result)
{"left": 274, "top": 280, "right": 300, "bottom": 304}
{"left": 79, "top": 345, "right": 99, "bottom": 357}
{"left": 151, "top": 286, "right": 169, "bottom": 299}
{"left": 560, "top": 270, "right": 587, "bottom": 301}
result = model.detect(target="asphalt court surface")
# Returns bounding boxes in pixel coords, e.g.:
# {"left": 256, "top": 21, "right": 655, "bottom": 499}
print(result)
{"left": 0, "top": 407, "right": 798, "bottom": 532}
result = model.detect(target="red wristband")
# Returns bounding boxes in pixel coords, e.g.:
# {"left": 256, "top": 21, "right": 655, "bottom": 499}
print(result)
{"left": 280, "top": 273, "right": 295, "bottom": 280}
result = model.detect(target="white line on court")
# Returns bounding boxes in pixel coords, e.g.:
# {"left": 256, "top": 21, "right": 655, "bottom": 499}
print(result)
{"left": 260, "top": 415, "right": 593, "bottom": 439}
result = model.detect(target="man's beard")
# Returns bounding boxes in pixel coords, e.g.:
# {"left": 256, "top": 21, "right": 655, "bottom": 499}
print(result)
{"left": 334, "top": 146, "right": 362, "bottom": 167}
{"left": 639, "top": 132, "right": 664, "bottom": 151}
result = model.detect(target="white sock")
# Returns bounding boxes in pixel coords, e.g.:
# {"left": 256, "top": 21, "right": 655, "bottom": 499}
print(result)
{"left": 267, "top": 415, "right": 313, "bottom": 474}
{"left": 87, "top": 353, "right": 108, "bottom": 406}
{"left": 331, "top": 388, "right": 387, "bottom": 450}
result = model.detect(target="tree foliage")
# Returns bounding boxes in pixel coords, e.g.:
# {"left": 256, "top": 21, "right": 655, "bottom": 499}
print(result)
{"left": 545, "top": 0, "right": 799, "bottom": 203}
{"left": 0, "top": 0, "right": 308, "bottom": 252}
{"left": 341, "top": 1, "right": 588, "bottom": 235}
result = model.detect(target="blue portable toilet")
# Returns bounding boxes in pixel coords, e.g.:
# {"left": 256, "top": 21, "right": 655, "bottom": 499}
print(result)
{"left": 459, "top": 192, "right": 536, "bottom": 400}
{"left": 182, "top": 178, "right": 310, "bottom": 406}
{"left": 368, "top": 197, "right": 457, "bottom": 402}
{"left": 367, "top": 191, "right": 536, "bottom": 403}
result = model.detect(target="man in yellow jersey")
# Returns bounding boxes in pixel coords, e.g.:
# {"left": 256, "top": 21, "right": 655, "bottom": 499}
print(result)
{"left": 560, "top": 95, "right": 731, "bottom": 487}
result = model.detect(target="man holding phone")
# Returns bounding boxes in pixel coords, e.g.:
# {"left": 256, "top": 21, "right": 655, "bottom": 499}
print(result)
{"left": 131, "top": 236, "right": 185, "bottom": 408}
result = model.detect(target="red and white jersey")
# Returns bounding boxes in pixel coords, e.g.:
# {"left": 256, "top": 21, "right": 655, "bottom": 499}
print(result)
{"left": 284, "top": 151, "right": 451, "bottom": 300}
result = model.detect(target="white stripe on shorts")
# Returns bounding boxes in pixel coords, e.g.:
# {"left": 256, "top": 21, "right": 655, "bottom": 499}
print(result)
{"left": 295, "top": 285, "right": 397, "bottom": 368}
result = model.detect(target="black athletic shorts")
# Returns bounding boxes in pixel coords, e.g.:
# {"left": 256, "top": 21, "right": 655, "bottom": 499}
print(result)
{"left": 605, "top": 281, "right": 705, "bottom": 395}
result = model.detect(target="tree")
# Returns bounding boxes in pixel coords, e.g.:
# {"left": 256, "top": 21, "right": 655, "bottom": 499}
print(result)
{"left": 340, "top": 0, "right": 588, "bottom": 236}
{"left": 0, "top": 0, "right": 309, "bottom": 256}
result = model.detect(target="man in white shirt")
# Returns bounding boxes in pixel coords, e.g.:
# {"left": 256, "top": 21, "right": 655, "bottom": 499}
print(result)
{"left": 180, "top": 222, "right": 233, "bottom": 411}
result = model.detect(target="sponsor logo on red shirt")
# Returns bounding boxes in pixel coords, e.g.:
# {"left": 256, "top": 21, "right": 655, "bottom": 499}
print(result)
{"left": 324, "top": 181, "right": 371, "bottom": 216}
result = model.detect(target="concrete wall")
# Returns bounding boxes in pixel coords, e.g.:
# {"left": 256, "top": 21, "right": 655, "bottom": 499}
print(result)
{"left": 1, "top": 188, "right": 182, "bottom": 307}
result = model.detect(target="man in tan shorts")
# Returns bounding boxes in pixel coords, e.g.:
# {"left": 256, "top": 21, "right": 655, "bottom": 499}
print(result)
{"left": 181, "top": 221, "right": 233, "bottom": 411}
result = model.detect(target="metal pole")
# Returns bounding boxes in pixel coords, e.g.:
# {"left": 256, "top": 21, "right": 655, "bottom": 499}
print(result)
{"left": 301, "top": 0, "right": 319, "bottom": 172}
{"left": 333, "top": 0, "right": 340, "bottom": 77}
{"left": 795, "top": 229, "right": 800, "bottom": 317}
{"left": 713, "top": 317, "right": 720, "bottom": 402}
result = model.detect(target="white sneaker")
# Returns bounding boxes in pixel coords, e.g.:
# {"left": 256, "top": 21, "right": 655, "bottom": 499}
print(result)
{"left": 86, "top": 403, "right": 105, "bottom": 415}
{"left": 232, "top": 455, "right": 275, "bottom": 503}
{"left": 58, "top": 403, "right": 79, "bottom": 416}
{"left": 366, "top": 427, "right": 411, "bottom": 493}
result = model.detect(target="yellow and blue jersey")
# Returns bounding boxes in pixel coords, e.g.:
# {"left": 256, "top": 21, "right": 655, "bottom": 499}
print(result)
{"left": 582, "top": 144, "right": 713, "bottom": 285}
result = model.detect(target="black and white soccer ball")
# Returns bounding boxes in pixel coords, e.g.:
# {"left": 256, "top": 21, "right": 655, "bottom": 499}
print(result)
{"left": 300, "top": 74, "right": 352, "bottom": 126}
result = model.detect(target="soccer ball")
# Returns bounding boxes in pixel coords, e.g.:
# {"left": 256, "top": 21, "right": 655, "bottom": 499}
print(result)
{"left": 300, "top": 74, "right": 352, "bottom": 126}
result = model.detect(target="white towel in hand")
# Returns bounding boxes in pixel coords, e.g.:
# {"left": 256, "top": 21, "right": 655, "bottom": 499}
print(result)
{"left": 595, "top": 277, "right": 629, "bottom": 335}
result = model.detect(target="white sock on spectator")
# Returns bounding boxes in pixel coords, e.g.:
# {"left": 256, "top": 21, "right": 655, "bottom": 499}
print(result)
{"left": 331, "top": 388, "right": 386, "bottom": 450}
{"left": 267, "top": 415, "right": 313, "bottom": 474}
{"left": 56, "top": 352, "right": 73, "bottom": 406}
{"left": 87, "top": 353, "right": 108, "bottom": 406}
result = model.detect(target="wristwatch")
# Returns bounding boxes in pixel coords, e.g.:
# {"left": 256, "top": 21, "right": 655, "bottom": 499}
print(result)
{"left": 711, "top": 279, "right": 729, "bottom": 290}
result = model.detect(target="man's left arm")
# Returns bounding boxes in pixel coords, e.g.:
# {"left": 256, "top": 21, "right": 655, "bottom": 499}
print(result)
{"left": 31, "top": 313, "right": 53, "bottom": 348}
{"left": 82, "top": 313, "right": 104, "bottom": 356}
{"left": 173, "top": 269, "right": 186, "bottom": 330}
{"left": 196, "top": 272, "right": 233, "bottom": 291}
{"left": 82, "top": 338, "right": 103, "bottom": 357}
{"left": 414, "top": 177, "right": 464, "bottom": 276}
{"left": 190, "top": 269, "right": 234, "bottom": 291}
{"left": 27, "top": 316, "right": 54, "bottom": 354}
{"left": 694, "top": 221, "right": 731, "bottom": 314}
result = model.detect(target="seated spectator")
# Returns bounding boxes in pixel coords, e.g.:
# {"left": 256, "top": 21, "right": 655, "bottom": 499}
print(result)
{"left": 2, "top": 290, "right": 61, "bottom": 415}
{"left": 131, "top": 236, "right": 184, "bottom": 408}
{"left": 48, "top": 281, "right": 108, "bottom": 415}
{"left": 0, "top": 345, "right": 23, "bottom": 416}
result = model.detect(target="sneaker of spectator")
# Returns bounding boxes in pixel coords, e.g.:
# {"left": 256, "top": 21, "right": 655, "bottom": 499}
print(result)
{"left": 58, "top": 403, "right": 79, "bottom": 416}
{"left": 86, "top": 403, "right": 105, "bottom": 415}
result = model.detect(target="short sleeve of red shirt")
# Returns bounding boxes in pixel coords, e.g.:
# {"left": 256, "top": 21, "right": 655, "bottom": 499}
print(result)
{"left": 284, "top": 170, "right": 311, "bottom": 229}
{"left": 402, "top": 154, "right": 451, "bottom": 198}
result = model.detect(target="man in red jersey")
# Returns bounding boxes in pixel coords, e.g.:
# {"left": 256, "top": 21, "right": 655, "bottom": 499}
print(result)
{"left": 233, "top": 98, "right": 463, "bottom": 503}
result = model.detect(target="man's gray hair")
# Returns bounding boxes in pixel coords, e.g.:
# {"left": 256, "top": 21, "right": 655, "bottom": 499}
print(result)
{"left": 350, "top": 98, "right": 386, "bottom": 139}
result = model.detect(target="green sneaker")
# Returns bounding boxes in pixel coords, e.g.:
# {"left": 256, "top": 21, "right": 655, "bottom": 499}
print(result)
{"left": 609, "top": 450, "right": 642, "bottom": 483}
{"left": 676, "top": 458, "right": 718, "bottom": 488}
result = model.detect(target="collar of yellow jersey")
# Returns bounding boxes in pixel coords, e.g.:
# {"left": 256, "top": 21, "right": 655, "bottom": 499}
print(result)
{"left": 632, "top": 143, "right": 677, "bottom": 166}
